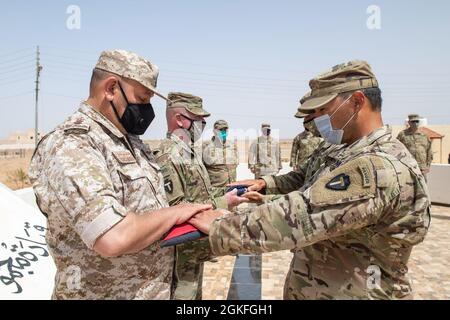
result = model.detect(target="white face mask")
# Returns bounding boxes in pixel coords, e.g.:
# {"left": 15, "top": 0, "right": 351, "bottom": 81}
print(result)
{"left": 313, "top": 95, "right": 358, "bottom": 145}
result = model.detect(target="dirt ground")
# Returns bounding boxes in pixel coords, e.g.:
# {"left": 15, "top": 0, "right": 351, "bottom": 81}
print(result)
{"left": 0, "top": 150, "right": 34, "bottom": 190}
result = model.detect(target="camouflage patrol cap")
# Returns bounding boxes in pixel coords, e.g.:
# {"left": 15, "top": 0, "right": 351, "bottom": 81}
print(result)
{"left": 408, "top": 114, "right": 421, "bottom": 121}
{"left": 167, "top": 92, "right": 211, "bottom": 117}
{"left": 261, "top": 123, "right": 271, "bottom": 129}
{"left": 295, "top": 92, "right": 311, "bottom": 118}
{"left": 214, "top": 120, "right": 229, "bottom": 130}
{"left": 300, "top": 60, "right": 379, "bottom": 111}
{"left": 95, "top": 49, "right": 167, "bottom": 101}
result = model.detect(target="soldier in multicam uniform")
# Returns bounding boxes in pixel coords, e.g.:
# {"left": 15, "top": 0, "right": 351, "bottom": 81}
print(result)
{"left": 189, "top": 60, "right": 431, "bottom": 300}
{"left": 28, "top": 50, "right": 212, "bottom": 300}
{"left": 248, "top": 123, "right": 282, "bottom": 179}
{"left": 397, "top": 114, "right": 433, "bottom": 178}
{"left": 153, "top": 93, "right": 246, "bottom": 300}
{"left": 203, "top": 120, "right": 239, "bottom": 196}
{"left": 290, "top": 95, "right": 323, "bottom": 172}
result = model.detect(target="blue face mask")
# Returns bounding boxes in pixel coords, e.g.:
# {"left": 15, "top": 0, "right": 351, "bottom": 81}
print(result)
{"left": 314, "top": 95, "right": 356, "bottom": 145}
{"left": 218, "top": 130, "right": 228, "bottom": 142}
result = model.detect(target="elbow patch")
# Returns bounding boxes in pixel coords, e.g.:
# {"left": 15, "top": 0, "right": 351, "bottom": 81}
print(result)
{"left": 309, "top": 157, "right": 381, "bottom": 207}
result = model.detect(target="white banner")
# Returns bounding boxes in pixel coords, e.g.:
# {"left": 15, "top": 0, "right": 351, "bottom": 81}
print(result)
{"left": 0, "top": 184, "right": 56, "bottom": 300}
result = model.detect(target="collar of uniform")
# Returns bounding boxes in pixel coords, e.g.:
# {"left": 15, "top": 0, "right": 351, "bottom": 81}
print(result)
{"left": 331, "top": 125, "right": 392, "bottom": 160}
{"left": 79, "top": 102, "right": 125, "bottom": 139}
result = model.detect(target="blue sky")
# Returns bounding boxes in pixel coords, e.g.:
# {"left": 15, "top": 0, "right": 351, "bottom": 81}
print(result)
{"left": 1, "top": 0, "right": 450, "bottom": 140}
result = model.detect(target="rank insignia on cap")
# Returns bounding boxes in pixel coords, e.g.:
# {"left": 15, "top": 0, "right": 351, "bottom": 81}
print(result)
{"left": 164, "top": 179, "right": 173, "bottom": 194}
{"left": 326, "top": 174, "right": 351, "bottom": 191}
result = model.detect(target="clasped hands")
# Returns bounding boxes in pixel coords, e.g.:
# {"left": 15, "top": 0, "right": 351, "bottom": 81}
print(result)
{"left": 188, "top": 179, "right": 266, "bottom": 234}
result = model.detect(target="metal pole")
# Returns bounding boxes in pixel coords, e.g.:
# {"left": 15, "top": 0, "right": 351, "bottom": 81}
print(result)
{"left": 34, "top": 45, "right": 42, "bottom": 147}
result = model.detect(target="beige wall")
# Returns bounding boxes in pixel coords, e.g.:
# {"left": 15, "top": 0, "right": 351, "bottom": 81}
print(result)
{"left": 392, "top": 125, "right": 450, "bottom": 164}
{"left": 5, "top": 129, "right": 43, "bottom": 145}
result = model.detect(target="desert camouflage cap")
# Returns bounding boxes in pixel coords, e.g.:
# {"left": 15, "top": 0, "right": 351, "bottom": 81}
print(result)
{"left": 261, "top": 123, "right": 271, "bottom": 129}
{"left": 95, "top": 49, "right": 167, "bottom": 101}
{"left": 408, "top": 114, "right": 421, "bottom": 121}
{"left": 214, "top": 120, "right": 229, "bottom": 130}
{"left": 300, "top": 60, "right": 379, "bottom": 111}
{"left": 167, "top": 92, "right": 211, "bottom": 117}
{"left": 295, "top": 92, "right": 311, "bottom": 118}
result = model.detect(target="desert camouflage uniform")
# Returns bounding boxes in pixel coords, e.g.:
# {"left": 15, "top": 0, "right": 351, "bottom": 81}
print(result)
{"left": 203, "top": 136, "right": 239, "bottom": 196}
{"left": 249, "top": 133, "right": 282, "bottom": 179}
{"left": 290, "top": 130, "right": 323, "bottom": 172}
{"left": 397, "top": 129, "right": 433, "bottom": 174}
{"left": 209, "top": 125, "right": 430, "bottom": 299}
{"left": 29, "top": 102, "right": 173, "bottom": 299}
{"left": 155, "top": 104, "right": 228, "bottom": 301}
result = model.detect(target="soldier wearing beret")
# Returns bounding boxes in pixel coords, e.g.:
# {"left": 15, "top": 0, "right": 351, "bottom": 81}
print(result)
{"left": 202, "top": 120, "right": 239, "bottom": 196}
{"left": 153, "top": 93, "right": 247, "bottom": 300}
{"left": 397, "top": 114, "right": 433, "bottom": 178}
{"left": 189, "top": 60, "right": 431, "bottom": 300}
{"left": 28, "top": 50, "right": 212, "bottom": 299}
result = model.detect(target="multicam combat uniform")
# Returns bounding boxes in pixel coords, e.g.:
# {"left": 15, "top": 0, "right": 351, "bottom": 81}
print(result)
{"left": 154, "top": 92, "right": 226, "bottom": 300}
{"left": 203, "top": 136, "right": 239, "bottom": 196}
{"left": 290, "top": 130, "right": 323, "bottom": 172}
{"left": 248, "top": 129, "right": 282, "bottom": 179}
{"left": 207, "top": 61, "right": 431, "bottom": 300}
{"left": 209, "top": 126, "right": 431, "bottom": 299}
{"left": 397, "top": 128, "right": 433, "bottom": 175}
{"left": 29, "top": 102, "right": 173, "bottom": 299}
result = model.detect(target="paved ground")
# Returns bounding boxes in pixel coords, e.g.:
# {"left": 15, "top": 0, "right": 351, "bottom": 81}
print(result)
{"left": 203, "top": 205, "right": 450, "bottom": 300}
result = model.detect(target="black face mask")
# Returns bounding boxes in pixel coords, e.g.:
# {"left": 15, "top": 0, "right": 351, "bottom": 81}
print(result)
{"left": 110, "top": 82, "right": 155, "bottom": 135}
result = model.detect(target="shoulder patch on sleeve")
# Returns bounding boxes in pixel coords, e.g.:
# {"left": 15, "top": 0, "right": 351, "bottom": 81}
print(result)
{"left": 63, "top": 123, "right": 90, "bottom": 134}
{"left": 310, "top": 157, "right": 377, "bottom": 207}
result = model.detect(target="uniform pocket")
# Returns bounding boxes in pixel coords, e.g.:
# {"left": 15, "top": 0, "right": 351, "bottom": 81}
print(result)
{"left": 117, "top": 164, "right": 154, "bottom": 209}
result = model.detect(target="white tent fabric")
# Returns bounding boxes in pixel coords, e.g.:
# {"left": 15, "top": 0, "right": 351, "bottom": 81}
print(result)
{"left": 0, "top": 183, "right": 56, "bottom": 300}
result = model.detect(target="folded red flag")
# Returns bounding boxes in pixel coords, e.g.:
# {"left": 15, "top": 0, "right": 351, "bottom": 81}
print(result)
{"left": 160, "top": 222, "right": 204, "bottom": 247}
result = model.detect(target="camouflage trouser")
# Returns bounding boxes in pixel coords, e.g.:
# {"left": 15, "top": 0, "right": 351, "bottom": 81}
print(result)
{"left": 172, "top": 238, "right": 214, "bottom": 300}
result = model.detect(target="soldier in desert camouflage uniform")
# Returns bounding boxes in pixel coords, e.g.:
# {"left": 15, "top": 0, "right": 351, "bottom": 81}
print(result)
{"left": 248, "top": 123, "right": 282, "bottom": 179}
{"left": 290, "top": 95, "right": 323, "bottom": 172}
{"left": 189, "top": 60, "right": 431, "bottom": 300}
{"left": 203, "top": 120, "right": 239, "bottom": 196}
{"left": 28, "top": 50, "right": 211, "bottom": 299}
{"left": 397, "top": 114, "right": 433, "bottom": 178}
{"left": 154, "top": 93, "right": 246, "bottom": 300}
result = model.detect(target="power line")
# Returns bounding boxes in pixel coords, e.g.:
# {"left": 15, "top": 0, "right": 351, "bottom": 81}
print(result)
{"left": 0, "top": 48, "right": 33, "bottom": 58}
{"left": 0, "top": 76, "right": 33, "bottom": 87}
{"left": 0, "top": 53, "right": 36, "bottom": 66}
{"left": 0, "top": 64, "right": 35, "bottom": 76}
{"left": 0, "top": 60, "right": 35, "bottom": 71}
{"left": 0, "top": 91, "right": 34, "bottom": 101}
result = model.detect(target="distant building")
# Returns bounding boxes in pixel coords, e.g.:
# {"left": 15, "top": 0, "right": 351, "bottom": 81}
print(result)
{"left": 6, "top": 129, "right": 43, "bottom": 145}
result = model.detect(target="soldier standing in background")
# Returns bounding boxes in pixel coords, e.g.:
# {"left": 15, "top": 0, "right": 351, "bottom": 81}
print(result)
{"left": 290, "top": 97, "right": 323, "bottom": 171}
{"left": 397, "top": 114, "right": 433, "bottom": 178}
{"left": 203, "top": 120, "right": 239, "bottom": 196}
{"left": 248, "top": 123, "right": 282, "bottom": 179}
{"left": 154, "top": 92, "right": 246, "bottom": 300}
